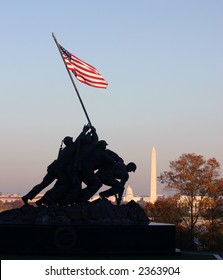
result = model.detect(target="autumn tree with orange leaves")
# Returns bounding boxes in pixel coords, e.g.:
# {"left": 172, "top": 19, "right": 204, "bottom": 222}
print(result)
{"left": 158, "top": 153, "right": 223, "bottom": 248}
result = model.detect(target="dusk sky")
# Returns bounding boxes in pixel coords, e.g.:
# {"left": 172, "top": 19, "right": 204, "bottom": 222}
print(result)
{"left": 1, "top": 0, "right": 223, "bottom": 196}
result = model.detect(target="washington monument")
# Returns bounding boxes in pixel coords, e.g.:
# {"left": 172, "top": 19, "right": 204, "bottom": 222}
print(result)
{"left": 150, "top": 146, "right": 157, "bottom": 203}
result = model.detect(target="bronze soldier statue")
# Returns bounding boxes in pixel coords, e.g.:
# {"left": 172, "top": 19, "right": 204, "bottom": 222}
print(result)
{"left": 97, "top": 162, "right": 137, "bottom": 205}
{"left": 73, "top": 140, "right": 128, "bottom": 203}
{"left": 22, "top": 125, "right": 98, "bottom": 205}
{"left": 72, "top": 140, "right": 115, "bottom": 203}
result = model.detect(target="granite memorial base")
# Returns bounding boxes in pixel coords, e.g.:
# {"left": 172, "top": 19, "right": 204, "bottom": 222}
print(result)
{"left": 0, "top": 200, "right": 176, "bottom": 258}
{"left": 0, "top": 223, "right": 176, "bottom": 257}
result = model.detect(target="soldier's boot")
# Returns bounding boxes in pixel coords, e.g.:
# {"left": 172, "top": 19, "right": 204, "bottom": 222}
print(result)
{"left": 116, "top": 195, "right": 122, "bottom": 206}
{"left": 99, "top": 192, "right": 108, "bottom": 201}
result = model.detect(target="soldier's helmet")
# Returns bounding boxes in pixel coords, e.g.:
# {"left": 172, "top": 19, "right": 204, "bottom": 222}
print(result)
{"left": 127, "top": 162, "right": 137, "bottom": 172}
{"left": 96, "top": 140, "right": 108, "bottom": 149}
{"left": 63, "top": 136, "right": 73, "bottom": 146}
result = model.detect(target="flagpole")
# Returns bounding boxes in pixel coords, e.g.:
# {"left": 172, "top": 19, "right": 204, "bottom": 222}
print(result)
{"left": 52, "top": 32, "right": 92, "bottom": 127}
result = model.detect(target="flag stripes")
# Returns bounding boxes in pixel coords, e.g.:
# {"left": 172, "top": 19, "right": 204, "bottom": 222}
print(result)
{"left": 59, "top": 45, "right": 108, "bottom": 89}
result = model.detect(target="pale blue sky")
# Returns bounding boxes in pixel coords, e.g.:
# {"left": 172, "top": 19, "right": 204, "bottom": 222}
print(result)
{"left": 1, "top": 0, "right": 223, "bottom": 196}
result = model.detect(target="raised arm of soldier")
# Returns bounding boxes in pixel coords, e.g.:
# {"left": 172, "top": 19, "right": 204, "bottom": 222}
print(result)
{"left": 79, "top": 124, "right": 91, "bottom": 138}
{"left": 78, "top": 125, "right": 98, "bottom": 144}
{"left": 88, "top": 125, "right": 98, "bottom": 145}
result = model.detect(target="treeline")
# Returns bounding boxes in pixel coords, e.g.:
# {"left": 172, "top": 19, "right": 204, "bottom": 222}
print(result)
{"left": 144, "top": 153, "right": 223, "bottom": 251}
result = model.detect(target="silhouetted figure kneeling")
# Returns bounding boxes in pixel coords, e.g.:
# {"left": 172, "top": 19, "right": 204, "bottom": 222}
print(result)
{"left": 97, "top": 162, "right": 137, "bottom": 205}
{"left": 75, "top": 140, "right": 115, "bottom": 202}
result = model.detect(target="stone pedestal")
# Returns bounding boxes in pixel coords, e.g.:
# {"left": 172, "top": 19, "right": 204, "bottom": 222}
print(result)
{"left": 0, "top": 201, "right": 176, "bottom": 258}
{"left": 0, "top": 222, "right": 175, "bottom": 258}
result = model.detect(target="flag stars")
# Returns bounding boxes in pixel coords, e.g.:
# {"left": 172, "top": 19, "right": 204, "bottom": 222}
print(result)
{"left": 60, "top": 45, "right": 71, "bottom": 61}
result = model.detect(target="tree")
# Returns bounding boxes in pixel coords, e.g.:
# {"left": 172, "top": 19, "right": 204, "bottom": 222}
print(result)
{"left": 145, "top": 196, "right": 182, "bottom": 224}
{"left": 199, "top": 222, "right": 223, "bottom": 251}
{"left": 200, "top": 197, "right": 223, "bottom": 223}
{"left": 158, "top": 153, "right": 223, "bottom": 248}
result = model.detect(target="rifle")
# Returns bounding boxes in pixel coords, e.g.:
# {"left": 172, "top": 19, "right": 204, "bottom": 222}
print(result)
{"left": 57, "top": 140, "right": 64, "bottom": 158}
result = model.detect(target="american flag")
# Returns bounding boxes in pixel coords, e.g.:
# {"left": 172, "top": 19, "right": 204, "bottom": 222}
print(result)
{"left": 59, "top": 45, "right": 108, "bottom": 89}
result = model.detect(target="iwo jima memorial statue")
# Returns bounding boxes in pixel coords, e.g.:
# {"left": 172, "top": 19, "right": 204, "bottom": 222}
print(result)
{"left": 0, "top": 34, "right": 176, "bottom": 257}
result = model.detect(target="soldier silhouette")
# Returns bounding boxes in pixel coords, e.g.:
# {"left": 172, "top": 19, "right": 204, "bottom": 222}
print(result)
{"left": 97, "top": 162, "right": 137, "bottom": 205}
{"left": 22, "top": 125, "right": 98, "bottom": 205}
{"left": 74, "top": 140, "right": 126, "bottom": 203}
